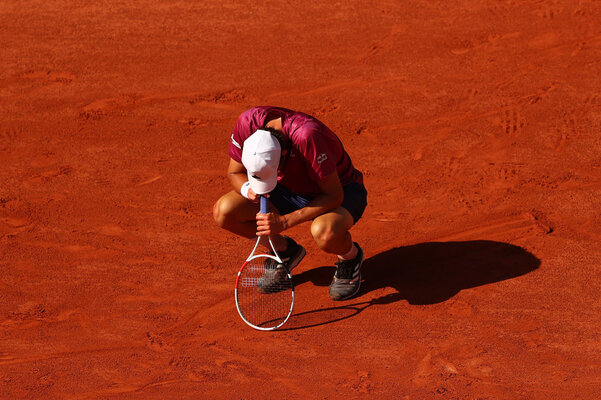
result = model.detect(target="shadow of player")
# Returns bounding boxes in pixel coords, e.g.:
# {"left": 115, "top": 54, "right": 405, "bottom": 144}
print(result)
{"left": 281, "top": 240, "right": 540, "bottom": 330}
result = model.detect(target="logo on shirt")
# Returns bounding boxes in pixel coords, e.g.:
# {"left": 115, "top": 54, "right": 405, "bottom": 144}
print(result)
{"left": 317, "top": 153, "right": 328, "bottom": 164}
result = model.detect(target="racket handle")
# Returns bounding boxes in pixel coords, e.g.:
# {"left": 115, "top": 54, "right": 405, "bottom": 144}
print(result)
{"left": 260, "top": 195, "right": 269, "bottom": 214}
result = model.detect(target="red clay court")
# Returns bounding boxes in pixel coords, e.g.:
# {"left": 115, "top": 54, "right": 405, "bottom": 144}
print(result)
{"left": 1, "top": 1, "right": 600, "bottom": 398}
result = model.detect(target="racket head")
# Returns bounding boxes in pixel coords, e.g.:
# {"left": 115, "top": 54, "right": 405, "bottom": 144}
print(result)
{"left": 235, "top": 254, "right": 295, "bottom": 331}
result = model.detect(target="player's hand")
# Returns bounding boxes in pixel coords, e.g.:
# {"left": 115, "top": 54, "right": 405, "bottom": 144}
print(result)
{"left": 256, "top": 210, "right": 287, "bottom": 236}
{"left": 246, "top": 189, "right": 271, "bottom": 203}
{"left": 246, "top": 188, "right": 259, "bottom": 203}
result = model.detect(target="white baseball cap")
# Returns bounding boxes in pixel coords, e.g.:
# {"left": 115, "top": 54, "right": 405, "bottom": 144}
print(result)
{"left": 241, "top": 129, "right": 281, "bottom": 195}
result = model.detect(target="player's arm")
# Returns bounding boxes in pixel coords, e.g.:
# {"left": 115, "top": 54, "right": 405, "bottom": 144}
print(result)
{"left": 227, "top": 158, "right": 247, "bottom": 192}
{"left": 256, "top": 171, "right": 343, "bottom": 236}
{"left": 227, "top": 158, "right": 259, "bottom": 202}
{"left": 283, "top": 171, "right": 343, "bottom": 228}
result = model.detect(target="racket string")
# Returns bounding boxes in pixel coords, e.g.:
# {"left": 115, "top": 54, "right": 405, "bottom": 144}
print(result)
{"left": 236, "top": 257, "right": 293, "bottom": 329}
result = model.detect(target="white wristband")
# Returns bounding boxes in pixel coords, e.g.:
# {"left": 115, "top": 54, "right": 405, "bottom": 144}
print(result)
{"left": 240, "top": 181, "right": 251, "bottom": 199}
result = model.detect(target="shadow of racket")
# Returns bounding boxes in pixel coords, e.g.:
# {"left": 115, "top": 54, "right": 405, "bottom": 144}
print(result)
{"left": 277, "top": 292, "right": 401, "bottom": 331}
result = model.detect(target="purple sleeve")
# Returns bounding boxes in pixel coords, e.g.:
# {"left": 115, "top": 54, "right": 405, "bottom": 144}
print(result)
{"left": 228, "top": 111, "right": 250, "bottom": 162}
{"left": 297, "top": 128, "right": 337, "bottom": 181}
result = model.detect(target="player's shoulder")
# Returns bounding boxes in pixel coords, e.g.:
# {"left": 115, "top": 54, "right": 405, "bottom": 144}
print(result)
{"left": 291, "top": 116, "right": 328, "bottom": 141}
{"left": 233, "top": 107, "right": 264, "bottom": 136}
{"left": 236, "top": 107, "right": 261, "bottom": 122}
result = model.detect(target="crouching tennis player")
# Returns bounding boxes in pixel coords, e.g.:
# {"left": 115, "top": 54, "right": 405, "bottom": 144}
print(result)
{"left": 213, "top": 106, "right": 368, "bottom": 300}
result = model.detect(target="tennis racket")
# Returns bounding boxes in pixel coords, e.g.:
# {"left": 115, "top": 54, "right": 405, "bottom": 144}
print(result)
{"left": 235, "top": 195, "right": 294, "bottom": 330}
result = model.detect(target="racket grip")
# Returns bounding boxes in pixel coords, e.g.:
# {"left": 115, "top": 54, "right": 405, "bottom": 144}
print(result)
{"left": 260, "top": 195, "right": 269, "bottom": 214}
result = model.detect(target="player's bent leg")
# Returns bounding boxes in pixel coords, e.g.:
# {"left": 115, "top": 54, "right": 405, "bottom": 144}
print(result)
{"left": 213, "top": 191, "right": 259, "bottom": 239}
{"left": 311, "top": 207, "right": 364, "bottom": 301}
{"left": 310, "top": 206, "right": 354, "bottom": 255}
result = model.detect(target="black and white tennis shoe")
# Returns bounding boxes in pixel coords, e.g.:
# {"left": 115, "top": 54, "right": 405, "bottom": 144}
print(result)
{"left": 329, "top": 242, "right": 364, "bottom": 301}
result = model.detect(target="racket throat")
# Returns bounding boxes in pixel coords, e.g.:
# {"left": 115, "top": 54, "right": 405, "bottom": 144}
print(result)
{"left": 249, "top": 235, "right": 283, "bottom": 263}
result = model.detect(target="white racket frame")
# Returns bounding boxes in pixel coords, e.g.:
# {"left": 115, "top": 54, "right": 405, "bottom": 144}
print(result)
{"left": 234, "top": 196, "right": 295, "bottom": 331}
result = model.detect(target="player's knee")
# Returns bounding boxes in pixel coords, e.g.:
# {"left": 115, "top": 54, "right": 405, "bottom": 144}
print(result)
{"left": 213, "top": 197, "right": 232, "bottom": 228}
{"left": 311, "top": 220, "right": 338, "bottom": 248}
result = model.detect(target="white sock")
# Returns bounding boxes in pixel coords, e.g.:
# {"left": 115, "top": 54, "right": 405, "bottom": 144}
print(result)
{"left": 338, "top": 242, "right": 357, "bottom": 261}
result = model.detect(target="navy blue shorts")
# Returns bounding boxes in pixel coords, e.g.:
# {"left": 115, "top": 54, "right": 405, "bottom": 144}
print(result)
{"left": 268, "top": 182, "right": 368, "bottom": 224}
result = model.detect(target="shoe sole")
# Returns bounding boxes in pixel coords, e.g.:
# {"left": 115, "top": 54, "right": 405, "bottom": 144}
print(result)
{"left": 330, "top": 272, "right": 361, "bottom": 301}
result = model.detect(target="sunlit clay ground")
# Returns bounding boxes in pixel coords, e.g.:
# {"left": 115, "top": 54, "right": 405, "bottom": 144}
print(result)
{"left": 1, "top": 1, "right": 601, "bottom": 399}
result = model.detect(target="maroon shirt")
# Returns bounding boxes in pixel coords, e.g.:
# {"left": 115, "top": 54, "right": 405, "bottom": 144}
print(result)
{"left": 229, "top": 106, "right": 363, "bottom": 196}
